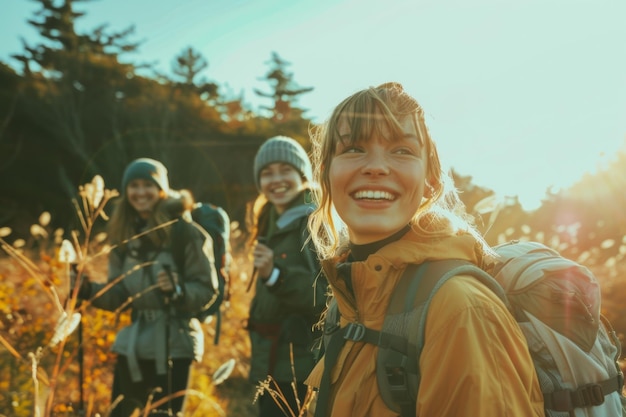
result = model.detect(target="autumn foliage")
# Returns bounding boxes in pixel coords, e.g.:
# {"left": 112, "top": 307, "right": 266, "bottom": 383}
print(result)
{"left": 0, "top": 177, "right": 258, "bottom": 417}
{"left": 2, "top": 160, "right": 626, "bottom": 416}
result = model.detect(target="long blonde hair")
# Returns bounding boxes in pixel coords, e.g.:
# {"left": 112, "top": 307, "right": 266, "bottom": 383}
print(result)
{"left": 308, "top": 82, "right": 490, "bottom": 259}
{"left": 244, "top": 185, "right": 314, "bottom": 250}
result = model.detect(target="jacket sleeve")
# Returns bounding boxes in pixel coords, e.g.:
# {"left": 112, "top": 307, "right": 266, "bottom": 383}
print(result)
{"left": 175, "top": 224, "right": 217, "bottom": 314}
{"left": 89, "top": 249, "right": 132, "bottom": 311}
{"left": 416, "top": 275, "right": 544, "bottom": 417}
{"left": 267, "top": 221, "right": 328, "bottom": 316}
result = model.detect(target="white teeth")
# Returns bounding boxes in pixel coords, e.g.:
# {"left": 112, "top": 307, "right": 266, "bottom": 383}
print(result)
{"left": 353, "top": 190, "right": 395, "bottom": 200}
{"left": 273, "top": 186, "right": 287, "bottom": 193}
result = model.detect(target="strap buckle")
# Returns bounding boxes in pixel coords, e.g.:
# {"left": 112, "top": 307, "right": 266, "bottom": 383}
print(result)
{"left": 343, "top": 322, "right": 366, "bottom": 341}
{"left": 549, "top": 383, "right": 605, "bottom": 411}
{"left": 575, "top": 384, "right": 605, "bottom": 407}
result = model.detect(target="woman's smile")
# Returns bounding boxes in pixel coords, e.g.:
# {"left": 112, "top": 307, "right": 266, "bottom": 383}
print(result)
{"left": 330, "top": 115, "right": 427, "bottom": 244}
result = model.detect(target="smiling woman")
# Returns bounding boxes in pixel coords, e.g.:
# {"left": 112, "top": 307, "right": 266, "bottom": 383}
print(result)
{"left": 329, "top": 109, "right": 429, "bottom": 244}
{"left": 245, "top": 135, "right": 327, "bottom": 417}
{"left": 258, "top": 162, "right": 306, "bottom": 214}
{"left": 74, "top": 157, "right": 217, "bottom": 417}
{"left": 306, "top": 82, "right": 544, "bottom": 417}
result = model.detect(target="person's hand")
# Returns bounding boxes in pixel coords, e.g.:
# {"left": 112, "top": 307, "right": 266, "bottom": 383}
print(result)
{"left": 156, "top": 269, "right": 176, "bottom": 293}
{"left": 253, "top": 241, "right": 274, "bottom": 280}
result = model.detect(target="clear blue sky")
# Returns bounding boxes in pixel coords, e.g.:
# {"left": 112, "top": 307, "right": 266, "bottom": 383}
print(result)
{"left": 3, "top": 0, "right": 625, "bottom": 210}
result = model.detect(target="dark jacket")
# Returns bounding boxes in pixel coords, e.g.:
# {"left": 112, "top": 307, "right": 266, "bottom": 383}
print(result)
{"left": 248, "top": 201, "right": 328, "bottom": 383}
{"left": 88, "top": 197, "right": 217, "bottom": 382}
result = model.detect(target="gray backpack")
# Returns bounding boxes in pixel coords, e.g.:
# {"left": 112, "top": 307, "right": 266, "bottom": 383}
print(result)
{"left": 320, "top": 241, "right": 626, "bottom": 417}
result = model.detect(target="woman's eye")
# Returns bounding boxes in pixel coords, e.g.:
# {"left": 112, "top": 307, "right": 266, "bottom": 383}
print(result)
{"left": 340, "top": 145, "right": 362, "bottom": 154}
{"left": 394, "top": 147, "right": 414, "bottom": 155}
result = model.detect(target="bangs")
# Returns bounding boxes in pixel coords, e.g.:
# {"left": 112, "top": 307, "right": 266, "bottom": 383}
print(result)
{"left": 330, "top": 95, "right": 412, "bottom": 149}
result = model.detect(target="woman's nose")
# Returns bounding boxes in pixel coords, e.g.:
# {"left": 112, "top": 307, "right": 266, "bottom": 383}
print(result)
{"left": 266, "top": 172, "right": 283, "bottom": 183}
{"left": 361, "top": 150, "right": 390, "bottom": 176}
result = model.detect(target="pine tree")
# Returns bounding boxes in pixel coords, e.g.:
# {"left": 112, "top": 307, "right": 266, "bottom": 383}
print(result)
{"left": 254, "top": 51, "right": 313, "bottom": 121}
{"left": 171, "top": 46, "right": 218, "bottom": 102}
{"left": 6, "top": 0, "right": 142, "bottom": 229}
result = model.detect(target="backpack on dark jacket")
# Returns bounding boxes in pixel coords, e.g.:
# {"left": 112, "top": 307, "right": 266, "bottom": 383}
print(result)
{"left": 173, "top": 202, "right": 231, "bottom": 344}
{"left": 115, "top": 202, "right": 231, "bottom": 344}
{"left": 190, "top": 203, "right": 231, "bottom": 316}
{"left": 320, "top": 241, "right": 626, "bottom": 417}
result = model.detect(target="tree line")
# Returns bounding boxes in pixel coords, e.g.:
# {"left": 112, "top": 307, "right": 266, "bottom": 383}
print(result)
{"left": 2, "top": 0, "right": 626, "bottom": 266}
{"left": 0, "top": 0, "right": 315, "bottom": 237}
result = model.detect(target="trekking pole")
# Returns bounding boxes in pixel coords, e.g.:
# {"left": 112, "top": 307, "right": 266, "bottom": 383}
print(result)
{"left": 162, "top": 265, "right": 181, "bottom": 417}
{"left": 163, "top": 292, "right": 173, "bottom": 416}
{"left": 247, "top": 237, "right": 267, "bottom": 292}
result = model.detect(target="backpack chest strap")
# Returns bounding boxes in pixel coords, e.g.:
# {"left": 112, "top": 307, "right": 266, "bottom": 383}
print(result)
{"left": 343, "top": 322, "right": 409, "bottom": 354}
{"left": 543, "top": 375, "right": 625, "bottom": 412}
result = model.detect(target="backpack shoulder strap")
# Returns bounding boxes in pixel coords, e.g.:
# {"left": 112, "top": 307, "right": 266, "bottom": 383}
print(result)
{"left": 170, "top": 217, "right": 188, "bottom": 276}
{"left": 316, "top": 259, "right": 504, "bottom": 417}
{"left": 408, "top": 260, "right": 506, "bottom": 356}
{"left": 376, "top": 259, "right": 503, "bottom": 417}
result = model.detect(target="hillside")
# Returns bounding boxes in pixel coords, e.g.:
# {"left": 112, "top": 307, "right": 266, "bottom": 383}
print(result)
{"left": 2, "top": 150, "right": 626, "bottom": 416}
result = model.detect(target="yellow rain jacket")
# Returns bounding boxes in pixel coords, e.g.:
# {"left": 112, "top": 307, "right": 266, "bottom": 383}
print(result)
{"left": 306, "top": 230, "right": 544, "bottom": 417}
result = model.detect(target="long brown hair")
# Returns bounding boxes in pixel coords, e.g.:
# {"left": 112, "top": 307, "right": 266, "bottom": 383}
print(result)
{"left": 107, "top": 189, "right": 195, "bottom": 249}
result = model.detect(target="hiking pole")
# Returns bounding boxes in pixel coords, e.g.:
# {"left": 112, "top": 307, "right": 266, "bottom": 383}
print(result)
{"left": 163, "top": 292, "right": 173, "bottom": 416}
{"left": 162, "top": 264, "right": 181, "bottom": 417}
{"left": 247, "top": 237, "right": 267, "bottom": 292}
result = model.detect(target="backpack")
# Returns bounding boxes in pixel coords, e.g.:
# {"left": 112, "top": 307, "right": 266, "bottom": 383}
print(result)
{"left": 172, "top": 202, "right": 231, "bottom": 344}
{"left": 320, "top": 241, "right": 626, "bottom": 417}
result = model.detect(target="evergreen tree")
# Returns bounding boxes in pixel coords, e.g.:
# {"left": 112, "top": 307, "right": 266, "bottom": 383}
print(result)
{"left": 6, "top": 0, "right": 142, "bottom": 230}
{"left": 0, "top": 1, "right": 317, "bottom": 238}
{"left": 171, "top": 46, "right": 218, "bottom": 101}
{"left": 172, "top": 46, "right": 207, "bottom": 85}
{"left": 254, "top": 51, "right": 313, "bottom": 121}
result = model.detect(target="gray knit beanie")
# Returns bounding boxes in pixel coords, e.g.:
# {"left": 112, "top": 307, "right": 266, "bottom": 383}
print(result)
{"left": 253, "top": 136, "right": 312, "bottom": 187}
{"left": 121, "top": 158, "right": 170, "bottom": 194}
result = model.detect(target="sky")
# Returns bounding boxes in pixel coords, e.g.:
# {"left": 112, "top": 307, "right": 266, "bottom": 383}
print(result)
{"left": 2, "top": 0, "right": 625, "bottom": 210}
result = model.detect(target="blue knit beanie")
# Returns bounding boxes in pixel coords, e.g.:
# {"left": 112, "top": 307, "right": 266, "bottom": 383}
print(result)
{"left": 121, "top": 158, "right": 170, "bottom": 194}
{"left": 253, "top": 136, "right": 312, "bottom": 187}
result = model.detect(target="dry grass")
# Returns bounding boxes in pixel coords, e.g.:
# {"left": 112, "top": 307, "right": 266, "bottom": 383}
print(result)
{"left": 0, "top": 177, "right": 261, "bottom": 417}
{"left": 181, "top": 245, "right": 258, "bottom": 417}
{"left": 1, "top": 176, "right": 625, "bottom": 416}
{"left": 0, "top": 238, "right": 260, "bottom": 417}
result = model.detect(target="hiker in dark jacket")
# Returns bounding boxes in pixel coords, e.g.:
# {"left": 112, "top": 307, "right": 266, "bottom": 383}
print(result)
{"left": 77, "top": 158, "right": 217, "bottom": 416}
{"left": 246, "top": 136, "right": 328, "bottom": 417}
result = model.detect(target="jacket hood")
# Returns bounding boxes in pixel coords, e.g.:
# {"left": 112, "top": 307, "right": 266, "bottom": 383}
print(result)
{"left": 375, "top": 230, "right": 482, "bottom": 267}
{"left": 159, "top": 189, "right": 195, "bottom": 220}
{"left": 322, "top": 229, "right": 485, "bottom": 325}
{"left": 323, "top": 229, "right": 483, "bottom": 279}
